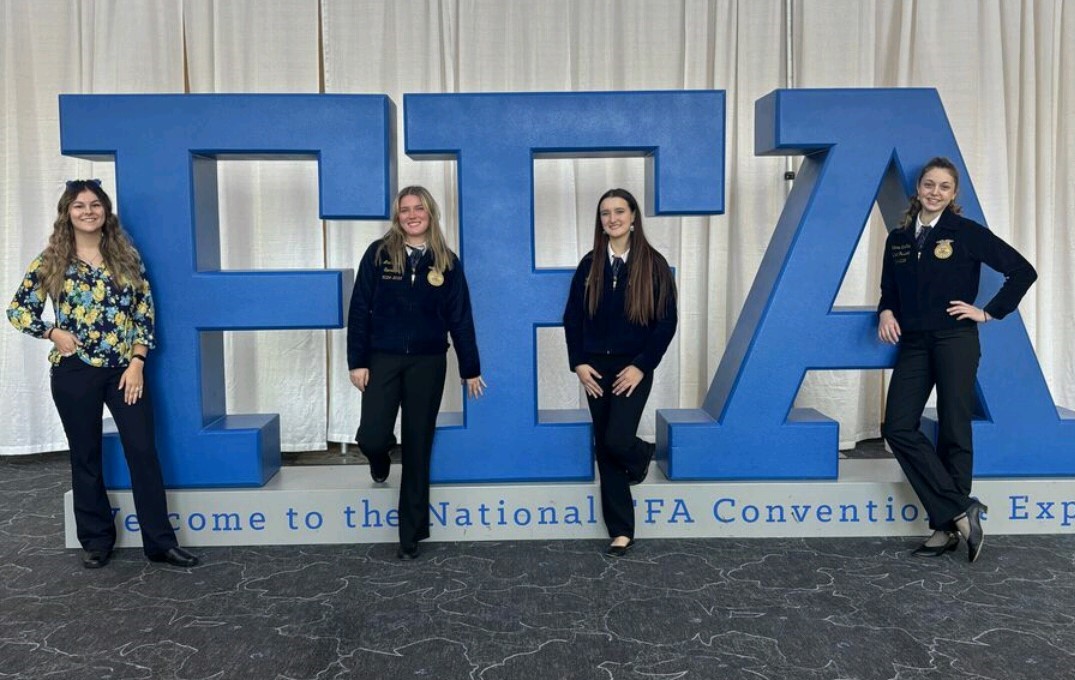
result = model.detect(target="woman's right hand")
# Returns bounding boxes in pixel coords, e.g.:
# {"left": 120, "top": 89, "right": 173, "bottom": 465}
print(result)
{"left": 349, "top": 368, "right": 370, "bottom": 392}
{"left": 878, "top": 310, "right": 901, "bottom": 344}
{"left": 574, "top": 364, "right": 603, "bottom": 399}
{"left": 50, "top": 328, "right": 81, "bottom": 356}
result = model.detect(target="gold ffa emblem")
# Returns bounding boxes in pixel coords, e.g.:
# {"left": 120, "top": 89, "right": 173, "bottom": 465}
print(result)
{"left": 427, "top": 270, "right": 445, "bottom": 287}
{"left": 934, "top": 239, "right": 954, "bottom": 260}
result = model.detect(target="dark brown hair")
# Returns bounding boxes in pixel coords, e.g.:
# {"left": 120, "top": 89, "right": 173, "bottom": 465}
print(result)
{"left": 585, "top": 188, "right": 675, "bottom": 324}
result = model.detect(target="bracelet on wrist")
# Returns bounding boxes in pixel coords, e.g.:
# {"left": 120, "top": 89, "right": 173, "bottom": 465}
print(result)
{"left": 131, "top": 354, "right": 146, "bottom": 363}
{"left": 45, "top": 328, "right": 53, "bottom": 340}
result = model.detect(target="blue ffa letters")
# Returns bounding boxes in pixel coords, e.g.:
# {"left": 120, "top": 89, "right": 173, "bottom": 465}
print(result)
{"left": 57, "top": 89, "right": 1072, "bottom": 489}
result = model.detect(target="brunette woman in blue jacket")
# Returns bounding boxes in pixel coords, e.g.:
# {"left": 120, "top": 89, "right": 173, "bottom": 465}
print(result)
{"left": 347, "top": 186, "right": 486, "bottom": 560}
{"left": 563, "top": 188, "right": 677, "bottom": 556}
{"left": 878, "top": 157, "right": 1036, "bottom": 563}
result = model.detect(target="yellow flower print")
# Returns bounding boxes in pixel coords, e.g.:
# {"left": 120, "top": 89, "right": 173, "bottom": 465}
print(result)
{"left": 60, "top": 301, "right": 71, "bottom": 316}
{"left": 28, "top": 259, "right": 41, "bottom": 272}
{"left": 79, "top": 282, "right": 90, "bottom": 292}
{"left": 136, "top": 302, "right": 148, "bottom": 316}
{"left": 83, "top": 308, "right": 99, "bottom": 325}
{"left": 105, "top": 332, "right": 119, "bottom": 347}
{"left": 90, "top": 356, "right": 104, "bottom": 367}
{"left": 92, "top": 281, "right": 106, "bottom": 302}
{"left": 14, "top": 310, "right": 32, "bottom": 329}
{"left": 73, "top": 306, "right": 85, "bottom": 322}
{"left": 114, "top": 311, "right": 127, "bottom": 327}
{"left": 89, "top": 330, "right": 101, "bottom": 340}
{"left": 64, "top": 279, "right": 74, "bottom": 294}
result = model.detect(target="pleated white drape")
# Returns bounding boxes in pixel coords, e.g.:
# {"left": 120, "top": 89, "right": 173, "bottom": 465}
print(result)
{"left": 3, "top": 0, "right": 1072, "bottom": 456}
{"left": 1, "top": 0, "right": 184, "bottom": 453}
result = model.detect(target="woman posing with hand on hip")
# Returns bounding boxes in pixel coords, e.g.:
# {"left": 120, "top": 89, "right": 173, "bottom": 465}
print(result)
{"left": 563, "top": 188, "right": 677, "bottom": 557}
{"left": 347, "top": 186, "right": 485, "bottom": 560}
{"left": 878, "top": 157, "right": 1036, "bottom": 563}
{"left": 8, "top": 180, "right": 198, "bottom": 569}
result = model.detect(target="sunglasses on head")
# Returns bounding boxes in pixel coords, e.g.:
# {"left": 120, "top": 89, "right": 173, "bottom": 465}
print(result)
{"left": 66, "top": 179, "right": 102, "bottom": 189}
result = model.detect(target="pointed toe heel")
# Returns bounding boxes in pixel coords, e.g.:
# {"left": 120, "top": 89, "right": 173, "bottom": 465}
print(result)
{"left": 965, "top": 501, "right": 988, "bottom": 563}
{"left": 911, "top": 532, "right": 959, "bottom": 557}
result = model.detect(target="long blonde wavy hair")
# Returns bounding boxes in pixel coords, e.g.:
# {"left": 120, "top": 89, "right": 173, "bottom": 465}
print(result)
{"left": 38, "top": 181, "right": 144, "bottom": 300}
{"left": 376, "top": 186, "right": 455, "bottom": 275}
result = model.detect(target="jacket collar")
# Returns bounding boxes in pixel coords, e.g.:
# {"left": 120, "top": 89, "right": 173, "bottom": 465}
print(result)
{"left": 932, "top": 208, "right": 965, "bottom": 233}
{"left": 900, "top": 207, "right": 964, "bottom": 237}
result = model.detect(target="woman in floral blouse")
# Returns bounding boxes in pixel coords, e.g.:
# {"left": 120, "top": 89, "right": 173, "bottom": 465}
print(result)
{"left": 8, "top": 180, "right": 197, "bottom": 569}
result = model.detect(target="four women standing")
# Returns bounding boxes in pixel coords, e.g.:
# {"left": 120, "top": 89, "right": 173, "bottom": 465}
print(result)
{"left": 8, "top": 171, "right": 1040, "bottom": 565}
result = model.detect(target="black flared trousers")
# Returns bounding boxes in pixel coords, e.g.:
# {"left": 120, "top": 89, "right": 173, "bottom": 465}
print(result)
{"left": 882, "top": 327, "right": 980, "bottom": 531}
{"left": 357, "top": 352, "right": 447, "bottom": 549}
{"left": 584, "top": 353, "right": 654, "bottom": 539}
{"left": 50, "top": 356, "right": 177, "bottom": 555}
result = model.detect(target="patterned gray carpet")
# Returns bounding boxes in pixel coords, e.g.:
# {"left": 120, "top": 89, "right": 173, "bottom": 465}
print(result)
{"left": 2, "top": 452, "right": 1074, "bottom": 680}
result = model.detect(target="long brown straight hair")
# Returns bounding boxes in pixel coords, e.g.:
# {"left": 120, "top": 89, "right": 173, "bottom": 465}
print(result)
{"left": 585, "top": 188, "right": 674, "bottom": 324}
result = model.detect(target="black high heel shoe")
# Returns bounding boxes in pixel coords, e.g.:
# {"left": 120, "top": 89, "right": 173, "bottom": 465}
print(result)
{"left": 962, "top": 500, "right": 988, "bottom": 563}
{"left": 911, "top": 532, "right": 959, "bottom": 557}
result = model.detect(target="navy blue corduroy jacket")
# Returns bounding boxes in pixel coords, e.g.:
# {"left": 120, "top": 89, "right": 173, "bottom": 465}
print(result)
{"left": 563, "top": 250, "right": 677, "bottom": 374}
{"left": 878, "top": 209, "right": 1036, "bottom": 332}
{"left": 347, "top": 239, "right": 481, "bottom": 379}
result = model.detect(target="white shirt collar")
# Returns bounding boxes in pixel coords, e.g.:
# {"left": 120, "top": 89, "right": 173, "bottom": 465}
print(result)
{"left": 607, "top": 243, "right": 630, "bottom": 263}
{"left": 916, "top": 214, "right": 939, "bottom": 231}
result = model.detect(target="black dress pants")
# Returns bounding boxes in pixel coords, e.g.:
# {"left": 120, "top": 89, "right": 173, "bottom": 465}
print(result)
{"left": 357, "top": 352, "right": 447, "bottom": 549}
{"left": 585, "top": 353, "right": 654, "bottom": 539}
{"left": 882, "top": 327, "right": 980, "bottom": 531}
{"left": 50, "top": 356, "right": 178, "bottom": 555}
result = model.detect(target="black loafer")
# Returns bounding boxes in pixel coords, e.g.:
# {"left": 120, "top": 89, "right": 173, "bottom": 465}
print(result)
{"left": 81, "top": 549, "right": 112, "bottom": 569}
{"left": 964, "top": 500, "right": 988, "bottom": 563}
{"left": 148, "top": 547, "right": 200, "bottom": 568}
{"left": 365, "top": 450, "right": 391, "bottom": 483}
{"left": 605, "top": 539, "right": 635, "bottom": 557}
{"left": 396, "top": 544, "right": 420, "bottom": 560}
{"left": 629, "top": 442, "right": 656, "bottom": 486}
{"left": 911, "top": 532, "right": 959, "bottom": 557}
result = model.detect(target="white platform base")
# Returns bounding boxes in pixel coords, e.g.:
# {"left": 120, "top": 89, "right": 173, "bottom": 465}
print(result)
{"left": 64, "top": 459, "right": 1075, "bottom": 548}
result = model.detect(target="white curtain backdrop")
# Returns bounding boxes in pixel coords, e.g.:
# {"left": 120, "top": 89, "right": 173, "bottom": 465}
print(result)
{"left": 184, "top": 0, "right": 327, "bottom": 451}
{"left": 2, "top": 0, "right": 1072, "bottom": 457}
{"left": 1, "top": 0, "right": 184, "bottom": 453}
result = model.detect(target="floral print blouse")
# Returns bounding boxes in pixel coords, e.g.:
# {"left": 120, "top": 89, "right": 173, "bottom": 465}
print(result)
{"left": 7, "top": 254, "right": 156, "bottom": 367}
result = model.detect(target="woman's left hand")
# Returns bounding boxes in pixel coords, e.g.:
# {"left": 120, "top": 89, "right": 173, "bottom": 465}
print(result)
{"left": 612, "top": 365, "right": 644, "bottom": 397}
{"left": 465, "top": 376, "right": 487, "bottom": 399}
{"left": 947, "top": 300, "right": 990, "bottom": 323}
{"left": 118, "top": 360, "right": 145, "bottom": 405}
